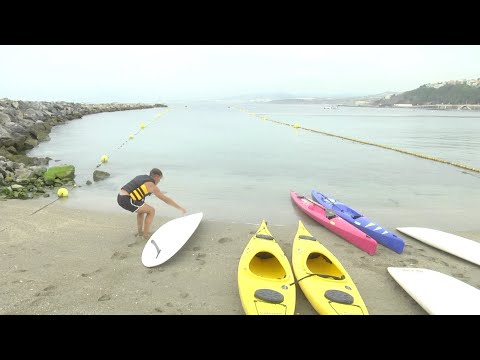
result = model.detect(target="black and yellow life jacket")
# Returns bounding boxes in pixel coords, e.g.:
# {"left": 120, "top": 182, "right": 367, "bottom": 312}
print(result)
{"left": 122, "top": 175, "right": 155, "bottom": 201}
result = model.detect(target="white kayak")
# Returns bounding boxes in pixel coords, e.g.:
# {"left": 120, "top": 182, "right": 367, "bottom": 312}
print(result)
{"left": 387, "top": 267, "right": 480, "bottom": 315}
{"left": 396, "top": 227, "right": 480, "bottom": 266}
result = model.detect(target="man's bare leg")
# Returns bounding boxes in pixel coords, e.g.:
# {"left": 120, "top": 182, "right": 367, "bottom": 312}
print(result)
{"left": 137, "top": 204, "right": 155, "bottom": 240}
{"left": 136, "top": 212, "right": 145, "bottom": 236}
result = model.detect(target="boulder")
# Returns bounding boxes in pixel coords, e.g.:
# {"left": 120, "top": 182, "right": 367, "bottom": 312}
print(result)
{"left": 43, "top": 165, "right": 75, "bottom": 184}
{"left": 93, "top": 170, "right": 110, "bottom": 182}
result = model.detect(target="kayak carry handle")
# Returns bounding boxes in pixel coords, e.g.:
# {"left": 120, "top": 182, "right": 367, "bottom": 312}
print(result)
{"left": 299, "top": 235, "right": 317, "bottom": 241}
{"left": 255, "top": 234, "right": 274, "bottom": 240}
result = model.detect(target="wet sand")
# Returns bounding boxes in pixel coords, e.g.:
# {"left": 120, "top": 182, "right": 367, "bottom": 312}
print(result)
{"left": 1, "top": 198, "right": 479, "bottom": 315}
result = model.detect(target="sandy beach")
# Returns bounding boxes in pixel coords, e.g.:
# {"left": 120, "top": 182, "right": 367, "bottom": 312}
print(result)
{"left": 1, "top": 198, "right": 480, "bottom": 315}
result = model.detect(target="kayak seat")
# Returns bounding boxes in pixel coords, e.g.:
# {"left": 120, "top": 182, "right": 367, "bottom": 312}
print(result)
{"left": 325, "top": 209, "right": 336, "bottom": 219}
{"left": 307, "top": 253, "right": 333, "bottom": 264}
{"left": 324, "top": 289, "right": 354, "bottom": 305}
{"left": 254, "top": 289, "right": 284, "bottom": 304}
{"left": 256, "top": 252, "right": 274, "bottom": 259}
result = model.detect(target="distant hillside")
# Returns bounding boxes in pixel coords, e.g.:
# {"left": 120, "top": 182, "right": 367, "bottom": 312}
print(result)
{"left": 269, "top": 92, "right": 398, "bottom": 105}
{"left": 374, "top": 84, "right": 480, "bottom": 106}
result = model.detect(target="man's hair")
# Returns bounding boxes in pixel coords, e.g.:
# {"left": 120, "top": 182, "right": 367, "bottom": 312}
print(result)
{"left": 150, "top": 168, "right": 163, "bottom": 177}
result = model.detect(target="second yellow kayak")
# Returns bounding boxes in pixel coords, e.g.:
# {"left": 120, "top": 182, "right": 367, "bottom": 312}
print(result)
{"left": 292, "top": 220, "right": 368, "bottom": 315}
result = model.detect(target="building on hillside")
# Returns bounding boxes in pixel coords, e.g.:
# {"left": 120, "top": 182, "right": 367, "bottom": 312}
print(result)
{"left": 354, "top": 100, "right": 370, "bottom": 106}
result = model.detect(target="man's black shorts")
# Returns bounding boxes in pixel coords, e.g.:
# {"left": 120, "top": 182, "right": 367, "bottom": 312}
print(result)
{"left": 117, "top": 194, "right": 145, "bottom": 213}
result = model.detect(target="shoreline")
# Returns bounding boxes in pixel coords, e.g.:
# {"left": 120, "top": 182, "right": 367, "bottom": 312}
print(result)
{"left": 1, "top": 99, "right": 166, "bottom": 200}
{"left": 2, "top": 199, "right": 479, "bottom": 315}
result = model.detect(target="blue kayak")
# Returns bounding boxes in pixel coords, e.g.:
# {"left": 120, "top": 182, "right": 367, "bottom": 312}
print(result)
{"left": 311, "top": 190, "right": 405, "bottom": 254}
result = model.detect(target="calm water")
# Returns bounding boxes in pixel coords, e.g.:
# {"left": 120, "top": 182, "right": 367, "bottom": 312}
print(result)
{"left": 28, "top": 102, "right": 480, "bottom": 231}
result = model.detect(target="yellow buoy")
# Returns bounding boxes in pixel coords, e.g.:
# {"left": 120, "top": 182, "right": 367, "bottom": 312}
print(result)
{"left": 129, "top": 134, "right": 134, "bottom": 140}
{"left": 140, "top": 122, "right": 146, "bottom": 129}
{"left": 293, "top": 123, "right": 300, "bottom": 129}
{"left": 57, "top": 187, "right": 69, "bottom": 197}
{"left": 100, "top": 155, "right": 109, "bottom": 163}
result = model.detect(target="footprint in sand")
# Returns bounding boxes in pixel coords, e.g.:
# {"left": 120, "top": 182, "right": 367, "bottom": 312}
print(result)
{"left": 195, "top": 253, "right": 207, "bottom": 265}
{"left": 218, "top": 237, "right": 232, "bottom": 244}
{"left": 30, "top": 298, "right": 43, "bottom": 306}
{"left": 98, "top": 294, "right": 111, "bottom": 301}
{"left": 179, "top": 292, "right": 188, "bottom": 299}
{"left": 453, "top": 272, "right": 466, "bottom": 279}
{"left": 403, "top": 258, "right": 419, "bottom": 265}
{"left": 420, "top": 254, "right": 437, "bottom": 262}
{"left": 166, "top": 302, "right": 173, "bottom": 307}
{"left": 35, "top": 285, "right": 56, "bottom": 297}
{"left": 81, "top": 268, "right": 102, "bottom": 277}
{"left": 147, "top": 267, "right": 165, "bottom": 273}
{"left": 127, "top": 242, "right": 142, "bottom": 248}
{"left": 154, "top": 307, "right": 163, "bottom": 313}
{"left": 193, "top": 246, "right": 201, "bottom": 251}
{"left": 14, "top": 269, "right": 27, "bottom": 273}
{"left": 111, "top": 251, "right": 129, "bottom": 260}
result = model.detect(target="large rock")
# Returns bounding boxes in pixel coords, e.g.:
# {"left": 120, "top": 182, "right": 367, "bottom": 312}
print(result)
{"left": 0, "top": 112, "right": 11, "bottom": 125}
{"left": 43, "top": 165, "right": 75, "bottom": 184}
{"left": 93, "top": 170, "right": 110, "bottom": 182}
{"left": 24, "top": 108, "right": 44, "bottom": 121}
{"left": 23, "top": 137, "right": 38, "bottom": 150}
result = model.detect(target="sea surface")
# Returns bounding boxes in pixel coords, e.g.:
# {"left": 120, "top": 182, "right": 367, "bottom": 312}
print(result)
{"left": 28, "top": 102, "right": 480, "bottom": 232}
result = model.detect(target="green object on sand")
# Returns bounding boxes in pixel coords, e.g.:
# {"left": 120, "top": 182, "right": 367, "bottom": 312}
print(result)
{"left": 43, "top": 165, "right": 75, "bottom": 183}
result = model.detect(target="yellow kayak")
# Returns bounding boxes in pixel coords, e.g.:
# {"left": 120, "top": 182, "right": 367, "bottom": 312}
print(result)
{"left": 237, "top": 220, "right": 296, "bottom": 315}
{"left": 292, "top": 220, "right": 368, "bottom": 315}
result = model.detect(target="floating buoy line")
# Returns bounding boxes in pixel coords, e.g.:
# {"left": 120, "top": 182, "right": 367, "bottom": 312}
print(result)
{"left": 21, "top": 107, "right": 173, "bottom": 219}
{"left": 95, "top": 108, "right": 171, "bottom": 169}
{"left": 231, "top": 106, "right": 480, "bottom": 174}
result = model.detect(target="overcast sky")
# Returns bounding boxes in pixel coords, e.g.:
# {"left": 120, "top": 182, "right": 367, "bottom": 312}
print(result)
{"left": 1, "top": 45, "right": 479, "bottom": 103}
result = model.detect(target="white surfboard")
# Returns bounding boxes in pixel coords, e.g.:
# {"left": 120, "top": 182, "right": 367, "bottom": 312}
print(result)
{"left": 141, "top": 212, "right": 203, "bottom": 267}
{"left": 396, "top": 227, "right": 480, "bottom": 266}
{"left": 388, "top": 267, "right": 480, "bottom": 315}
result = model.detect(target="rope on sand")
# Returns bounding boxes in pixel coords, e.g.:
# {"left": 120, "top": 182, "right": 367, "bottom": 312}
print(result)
{"left": 29, "top": 196, "right": 63, "bottom": 216}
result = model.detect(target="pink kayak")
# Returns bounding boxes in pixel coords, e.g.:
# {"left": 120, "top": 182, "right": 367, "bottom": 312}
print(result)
{"left": 290, "top": 191, "right": 377, "bottom": 256}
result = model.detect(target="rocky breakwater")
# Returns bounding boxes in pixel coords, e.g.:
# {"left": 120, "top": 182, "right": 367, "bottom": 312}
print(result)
{"left": 0, "top": 98, "right": 166, "bottom": 200}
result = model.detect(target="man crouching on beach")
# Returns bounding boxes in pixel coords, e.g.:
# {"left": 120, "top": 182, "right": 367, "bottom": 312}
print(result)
{"left": 117, "top": 168, "right": 187, "bottom": 240}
